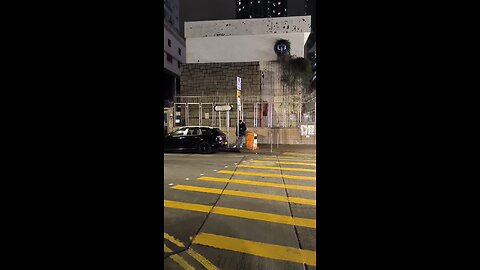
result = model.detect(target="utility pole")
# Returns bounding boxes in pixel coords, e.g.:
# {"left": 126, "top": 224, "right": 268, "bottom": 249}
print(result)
{"left": 236, "top": 77, "right": 242, "bottom": 147}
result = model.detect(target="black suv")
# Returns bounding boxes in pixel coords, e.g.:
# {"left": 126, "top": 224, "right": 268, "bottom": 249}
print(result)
{"left": 164, "top": 126, "right": 228, "bottom": 154}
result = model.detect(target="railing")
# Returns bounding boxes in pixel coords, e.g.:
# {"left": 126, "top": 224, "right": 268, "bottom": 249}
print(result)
{"left": 174, "top": 95, "right": 316, "bottom": 129}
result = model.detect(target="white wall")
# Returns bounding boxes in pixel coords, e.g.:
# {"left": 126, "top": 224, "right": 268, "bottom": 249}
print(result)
{"left": 164, "top": 23, "right": 186, "bottom": 76}
{"left": 186, "top": 32, "right": 309, "bottom": 63}
{"left": 185, "top": 16, "right": 310, "bottom": 64}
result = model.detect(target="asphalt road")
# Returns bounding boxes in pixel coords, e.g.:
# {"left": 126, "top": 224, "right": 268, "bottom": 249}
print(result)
{"left": 164, "top": 151, "right": 317, "bottom": 270}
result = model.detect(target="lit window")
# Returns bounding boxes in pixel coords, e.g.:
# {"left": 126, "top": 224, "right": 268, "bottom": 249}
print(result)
{"left": 239, "top": 8, "right": 241, "bottom": 11}
{"left": 239, "top": 1, "right": 241, "bottom": 4}
{"left": 273, "top": 3, "right": 276, "bottom": 6}
{"left": 278, "top": 1, "right": 281, "bottom": 4}
{"left": 278, "top": 12, "right": 280, "bottom": 15}
{"left": 273, "top": 10, "right": 275, "bottom": 12}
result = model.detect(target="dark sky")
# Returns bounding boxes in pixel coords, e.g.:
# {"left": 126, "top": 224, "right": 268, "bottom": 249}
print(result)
{"left": 179, "top": 0, "right": 236, "bottom": 37}
{"left": 179, "top": 0, "right": 315, "bottom": 37}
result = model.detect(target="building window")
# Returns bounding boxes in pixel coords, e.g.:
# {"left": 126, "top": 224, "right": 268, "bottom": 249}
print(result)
{"left": 178, "top": 48, "right": 181, "bottom": 55}
{"left": 178, "top": 61, "right": 181, "bottom": 69}
{"left": 167, "top": 53, "right": 172, "bottom": 63}
{"left": 168, "top": 39, "right": 171, "bottom": 47}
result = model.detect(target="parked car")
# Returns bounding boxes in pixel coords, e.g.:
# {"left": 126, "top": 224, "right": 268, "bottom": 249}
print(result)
{"left": 164, "top": 126, "right": 228, "bottom": 154}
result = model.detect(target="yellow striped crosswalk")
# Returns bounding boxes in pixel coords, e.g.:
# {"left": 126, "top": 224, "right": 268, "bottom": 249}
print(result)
{"left": 260, "top": 157, "right": 317, "bottom": 162}
{"left": 165, "top": 153, "right": 317, "bottom": 268}
{"left": 250, "top": 160, "right": 316, "bottom": 166}
{"left": 237, "top": 164, "right": 316, "bottom": 172}
{"left": 164, "top": 232, "right": 219, "bottom": 270}
{"left": 164, "top": 232, "right": 185, "bottom": 248}
{"left": 282, "top": 152, "right": 316, "bottom": 157}
{"left": 218, "top": 170, "right": 316, "bottom": 181}
{"left": 277, "top": 161, "right": 316, "bottom": 166}
{"left": 186, "top": 249, "right": 219, "bottom": 270}
{"left": 171, "top": 185, "right": 316, "bottom": 206}
{"left": 164, "top": 200, "right": 316, "bottom": 228}
{"left": 197, "top": 176, "right": 316, "bottom": 191}
{"left": 164, "top": 244, "right": 195, "bottom": 270}
{"left": 192, "top": 233, "right": 316, "bottom": 266}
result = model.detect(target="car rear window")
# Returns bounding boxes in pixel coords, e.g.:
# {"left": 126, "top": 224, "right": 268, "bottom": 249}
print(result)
{"left": 200, "top": 128, "right": 213, "bottom": 135}
{"left": 172, "top": 128, "right": 187, "bottom": 136}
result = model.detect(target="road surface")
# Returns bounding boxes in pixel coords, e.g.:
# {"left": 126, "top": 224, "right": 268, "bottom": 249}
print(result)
{"left": 164, "top": 150, "right": 316, "bottom": 270}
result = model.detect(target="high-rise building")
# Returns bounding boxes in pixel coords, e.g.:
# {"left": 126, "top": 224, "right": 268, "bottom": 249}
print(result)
{"left": 164, "top": 0, "right": 180, "bottom": 32}
{"left": 164, "top": 0, "right": 185, "bottom": 107}
{"left": 236, "top": 0, "right": 287, "bottom": 19}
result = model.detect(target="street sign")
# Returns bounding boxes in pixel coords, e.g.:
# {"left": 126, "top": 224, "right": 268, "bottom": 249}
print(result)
{"left": 236, "top": 77, "right": 241, "bottom": 90}
{"left": 214, "top": 105, "right": 232, "bottom": 111}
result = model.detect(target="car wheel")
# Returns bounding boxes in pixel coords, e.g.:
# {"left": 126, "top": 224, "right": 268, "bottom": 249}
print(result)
{"left": 198, "top": 142, "right": 212, "bottom": 154}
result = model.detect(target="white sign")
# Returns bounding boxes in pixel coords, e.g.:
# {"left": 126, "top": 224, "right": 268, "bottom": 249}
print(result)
{"left": 236, "top": 77, "right": 241, "bottom": 90}
{"left": 205, "top": 113, "right": 209, "bottom": 119}
{"left": 308, "top": 125, "right": 315, "bottom": 135}
{"left": 237, "top": 97, "right": 241, "bottom": 108}
{"left": 300, "top": 125, "right": 308, "bottom": 136}
{"left": 214, "top": 105, "right": 232, "bottom": 111}
{"left": 301, "top": 125, "right": 315, "bottom": 136}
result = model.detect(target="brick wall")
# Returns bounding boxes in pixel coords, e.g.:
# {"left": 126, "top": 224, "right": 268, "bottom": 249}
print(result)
{"left": 180, "top": 62, "right": 261, "bottom": 97}
{"left": 180, "top": 62, "right": 261, "bottom": 127}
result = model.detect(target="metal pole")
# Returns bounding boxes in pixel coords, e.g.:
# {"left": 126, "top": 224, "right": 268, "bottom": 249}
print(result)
{"left": 277, "top": 129, "right": 279, "bottom": 149}
{"left": 199, "top": 103, "right": 202, "bottom": 126}
{"left": 270, "top": 128, "right": 273, "bottom": 153}
{"left": 237, "top": 104, "right": 239, "bottom": 144}
{"left": 227, "top": 108, "right": 230, "bottom": 146}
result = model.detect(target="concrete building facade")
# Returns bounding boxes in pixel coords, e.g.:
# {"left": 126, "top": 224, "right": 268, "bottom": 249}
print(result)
{"left": 178, "top": 16, "right": 315, "bottom": 144}
{"left": 185, "top": 16, "right": 310, "bottom": 63}
{"left": 164, "top": 0, "right": 186, "bottom": 107}
{"left": 164, "top": 0, "right": 185, "bottom": 135}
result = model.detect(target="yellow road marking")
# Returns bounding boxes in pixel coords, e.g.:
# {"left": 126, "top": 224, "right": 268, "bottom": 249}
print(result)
{"left": 164, "top": 200, "right": 316, "bottom": 228}
{"left": 251, "top": 160, "right": 317, "bottom": 166}
{"left": 171, "top": 185, "right": 316, "bottom": 206}
{"left": 276, "top": 161, "right": 316, "bottom": 166}
{"left": 260, "top": 158, "right": 317, "bottom": 162}
{"left": 192, "top": 233, "right": 316, "bottom": 266}
{"left": 237, "top": 164, "right": 316, "bottom": 173}
{"left": 164, "top": 232, "right": 219, "bottom": 270}
{"left": 197, "top": 176, "right": 316, "bottom": 191}
{"left": 218, "top": 170, "right": 316, "bottom": 181}
{"left": 282, "top": 152, "right": 316, "bottom": 157}
{"left": 164, "top": 233, "right": 185, "bottom": 248}
{"left": 164, "top": 244, "right": 195, "bottom": 270}
{"left": 165, "top": 199, "right": 213, "bottom": 212}
{"left": 186, "top": 249, "right": 219, "bottom": 270}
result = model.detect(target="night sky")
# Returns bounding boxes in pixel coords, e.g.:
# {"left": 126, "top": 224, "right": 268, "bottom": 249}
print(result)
{"left": 179, "top": 0, "right": 316, "bottom": 37}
